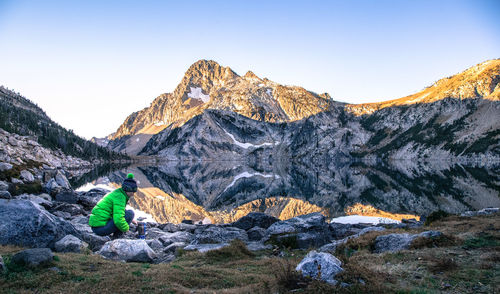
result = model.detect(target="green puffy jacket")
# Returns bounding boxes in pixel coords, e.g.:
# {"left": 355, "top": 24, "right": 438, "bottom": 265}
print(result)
{"left": 88, "top": 188, "right": 130, "bottom": 232}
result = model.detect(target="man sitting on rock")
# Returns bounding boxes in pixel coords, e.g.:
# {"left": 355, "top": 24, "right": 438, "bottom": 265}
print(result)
{"left": 89, "top": 173, "right": 138, "bottom": 239}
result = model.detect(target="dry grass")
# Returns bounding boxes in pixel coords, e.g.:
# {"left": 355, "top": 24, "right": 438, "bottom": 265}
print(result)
{"left": 1, "top": 214, "right": 499, "bottom": 293}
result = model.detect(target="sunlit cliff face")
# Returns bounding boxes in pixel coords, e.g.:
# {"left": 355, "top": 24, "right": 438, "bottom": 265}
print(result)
{"left": 345, "top": 203, "right": 420, "bottom": 222}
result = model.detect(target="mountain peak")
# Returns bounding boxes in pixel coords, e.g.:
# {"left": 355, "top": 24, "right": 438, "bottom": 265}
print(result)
{"left": 185, "top": 60, "right": 239, "bottom": 80}
{"left": 244, "top": 70, "right": 260, "bottom": 80}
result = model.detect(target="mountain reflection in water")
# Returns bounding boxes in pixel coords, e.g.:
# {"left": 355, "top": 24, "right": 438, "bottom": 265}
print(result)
{"left": 74, "top": 160, "right": 500, "bottom": 224}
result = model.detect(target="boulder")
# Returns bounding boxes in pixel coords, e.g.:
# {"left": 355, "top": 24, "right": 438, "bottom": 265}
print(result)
{"left": 98, "top": 239, "right": 156, "bottom": 262}
{"left": 373, "top": 231, "right": 442, "bottom": 253}
{"left": 20, "top": 170, "right": 35, "bottom": 182}
{"left": 55, "top": 171, "right": 71, "bottom": 189}
{"left": 0, "top": 181, "right": 9, "bottom": 191}
{"left": 329, "top": 223, "right": 362, "bottom": 240}
{"left": 55, "top": 189, "right": 78, "bottom": 204}
{"left": 50, "top": 202, "right": 84, "bottom": 216}
{"left": 296, "top": 232, "right": 331, "bottom": 249}
{"left": 70, "top": 215, "right": 89, "bottom": 225}
{"left": 296, "top": 250, "right": 343, "bottom": 285}
{"left": 0, "top": 199, "right": 80, "bottom": 249}
{"left": 461, "top": 207, "right": 499, "bottom": 217}
{"left": 43, "top": 179, "right": 61, "bottom": 195}
{"left": 54, "top": 235, "right": 88, "bottom": 253}
{"left": 11, "top": 248, "right": 54, "bottom": 268}
{"left": 245, "top": 242, "right": 272, "bottom": 251}
{"left": 53, "top": 211, "right": 72, "bottom": 219}
{"left": 0, "top": 163, "right": 13, "bottom": 172}
{"left": 267, "top": 213, "right": 328, "bottom": 235}
{"left": 146, "top": 239, "right": 164, "bottom": 252}
{"left": 17, "top": 194, "right": 53, "bottom": 209}
{"left": 164, "top": 242, "right": 187, "bottom": 254}
{"left": 247, "top": 227, "right": 267, "bottom": 241}
{"left": 183, "top": 243, "right": 229, "bottom": 253}
{"left": 159, "top": 231, "right": 194, "bottom": 246}
{"left": 320, "top": 226, "right": 386, "bottom": 253}
{"left": 191, "top": 226, "right": 248, "bottom": 244}
{"left": 72, "top": 223, "right": 110, "bottom": 251}
{"left": 77, "top": 189, "right": 106, "bottom": 209}
{"left": 11, "top": 178, "right": 23, "bottom": 184}
{"left": 0, "top": 191, "right": 11, "bottom": 199}
{"left": 233, "top": 212, "right": 279, "bottom": 230}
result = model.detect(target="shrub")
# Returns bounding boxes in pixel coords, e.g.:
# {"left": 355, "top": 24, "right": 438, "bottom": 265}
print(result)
{"left": 204, "top": 239, "right": 254, "bottom": 263}
{"left": 424, "top": 210, "right": 450, "bottom": 226}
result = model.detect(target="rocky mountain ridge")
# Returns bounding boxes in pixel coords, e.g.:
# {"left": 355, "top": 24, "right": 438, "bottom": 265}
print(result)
{"left": 108, "top": 59, "right": 500, "bottom": 159}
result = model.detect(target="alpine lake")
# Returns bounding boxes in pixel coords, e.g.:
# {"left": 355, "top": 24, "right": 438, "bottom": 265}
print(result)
{"left": 70, "top": 159, "right": 500, "bottom": 225}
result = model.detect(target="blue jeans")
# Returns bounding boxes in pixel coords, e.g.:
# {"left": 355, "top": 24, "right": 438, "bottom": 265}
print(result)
{"left": 91, "top": 210, "right": 134, "bottom": 237}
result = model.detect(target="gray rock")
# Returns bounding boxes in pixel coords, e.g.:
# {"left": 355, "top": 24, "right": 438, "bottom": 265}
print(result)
{"left": 247, "top": 226, "right": 267, "bottom": 241}
{"left": 320, "top": 226, "right": 386, "bottom": 253}
{"left": 50, "top": 202, "right": 84, "bottom": 216}
{"left": 72, "top": 223, "right": 110, "bottom": 251}
{"left": 0, "top": 191, "right": 11, "bottom": 199}
{"left": 0, "top": 181, "right": 9, "bottom": 191}
{"left": 55, "top": 171, "right": 71, "bottom": 189}
{"left": 98, "top": 239, "right": 156, "bottom": 262}
{"left": 159, "top": 231, "right": 194, "bottom": 246}
{"left": 374, "top": 230, "right": 443, "bottom": 253}
{"left": 160, "top": 223, "right": 180, "bottom": 233}
{"left": 54, "top": 235, "right": 88, "bottom": 253}
{"left": 461, "top": 207, "right": 499, "bottom": 217}
{"left": 296, "top": 250, "right": 343, "bottom": 285}
{"left": 11, "top": 248, "right": 54, "bottom": 268}
{"left": 178, "top": 223, "right": 197, "bottom": 233}
{"left": 17, "top": 194, "right": 53, "bottom": 209}
{"left": 245, "top": 242, "right": 272, "bottom": 251}
{"left": 296, "top": 232, "right": 330, "bottom": 249}
{"left": 55, "top": 190, "right": 78, "bottom": 204}
{"left": 233, "top": 212, "right": 279, "bottom": 230}
{"left": 183, "top": 243, "right": 229, "bottom": 253}
{"left": 8, "top": 136, "right": 18, "bottom": 146}
{"left": 163, "top": 242, "right": 187, "bottom": 254}
{"left": 20, "top": 170, "right": 35, "bottom": 182}
{"left": 146, "top": 239, "right": 164, "bottom": 252}
{"left": 191, "top": 226, "right": 248, "bottom": 244}
{"left": 0, "top": 199, "right": 80, "bottom": 249}
{"left": 43, "top": 178, "right": 60, "bottom": 195}
{"left": 11, "top": 178, "right": 23, "bottom": 184}
{"left": 329, "top": 223, "right": 362, "bottom": 239}
{"left": 267, "top": 213, "right": 328, "bottom": 236}
{"left": 70, "top": 215, "right": 89, "bottom": 225}
{"left": 0, "top": 163, "right": 13, "bottom": 172}
{"left": 53, "top": 211, "right": 72, "bottom": 219}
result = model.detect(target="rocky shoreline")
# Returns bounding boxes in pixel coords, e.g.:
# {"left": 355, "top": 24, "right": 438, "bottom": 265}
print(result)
{"left": 1, "top": 164, "right": 498, "bottom": 287}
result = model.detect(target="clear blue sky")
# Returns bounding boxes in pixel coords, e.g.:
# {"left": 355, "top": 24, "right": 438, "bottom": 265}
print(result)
{"left": 0, "top": 0, "right": 499, "bottom": 139}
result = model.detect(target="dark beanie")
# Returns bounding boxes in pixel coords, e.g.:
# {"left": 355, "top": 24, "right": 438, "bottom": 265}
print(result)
{"left": 122, "top": 173, "right": 138, "bottom": 192}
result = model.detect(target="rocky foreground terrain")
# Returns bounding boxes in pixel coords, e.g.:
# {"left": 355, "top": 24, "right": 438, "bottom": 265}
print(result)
{"left": 0, "top": 164, "right": 498, "bottom": 292}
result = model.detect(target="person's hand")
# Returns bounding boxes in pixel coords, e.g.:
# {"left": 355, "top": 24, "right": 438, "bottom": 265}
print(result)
{"left": 132, "top": 219, "right": 138, "bottom": 225}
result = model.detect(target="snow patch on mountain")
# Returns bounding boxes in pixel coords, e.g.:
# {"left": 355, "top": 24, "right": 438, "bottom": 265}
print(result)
{"left": 188, "top": 87, "right": 210, "bottom": 103}
{"left": 222, "top": 128, "right": 277, "bottom": 149}
{"left": 223, "top": 171, "right": 280, "bottom": 192}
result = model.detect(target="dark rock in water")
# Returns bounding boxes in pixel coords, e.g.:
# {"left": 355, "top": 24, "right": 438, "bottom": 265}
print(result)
{"left": 191, "top": 226, "right": 248, "bottom": 244}
{"left": 11, "top": 248, "right": 54, "bottom": 268}
{"left": 55, "top": 189, "right": 78, "bottom": 204}
{"left": 233, "top": 212, "right": 280, "bottom": 230}
{"left": 247, "top": 227, "right": 267, "bottom": 241}
{"left": 0, "top": 199, "right": 80, "bottom": 249}
{"left": 98, "top": 239, "right": 156, "bottom": 262}
{"left": 296, "top": 250, "right": 343, "bottom": 285}
{"left": 54, "top": 235, "right": 88, "bottom": 253}
{"left": 181, "top": 219, "right": 194, "bottom": 225}
{"left": 0, "top": 190, "right": 11, "bottom": 199}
